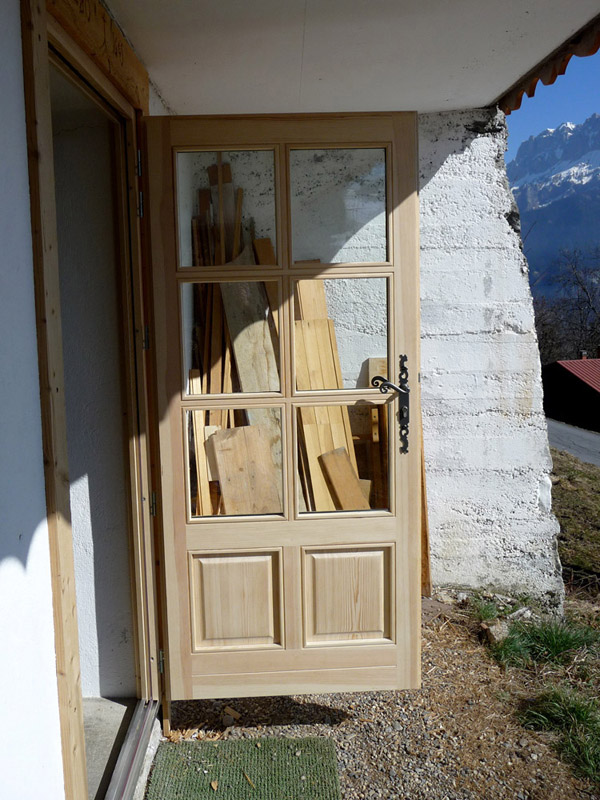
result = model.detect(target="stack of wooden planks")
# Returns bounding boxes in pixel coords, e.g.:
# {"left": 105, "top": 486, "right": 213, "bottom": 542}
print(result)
{"left": 188, "top": 158, "right": 281, "bottom": 516}
{"left": 295, "top": 279, "right": 377, "bottom": 512}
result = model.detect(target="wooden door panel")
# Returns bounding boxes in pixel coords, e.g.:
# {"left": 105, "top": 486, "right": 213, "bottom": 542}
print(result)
{"left": 189, "top": 550, "right": 283, "bottom": 650}
{"left": 145, "top": 113, "right": 421, "bottom": 705}
{"left": 304, "top": 546, "right": 393, "bottom": 644}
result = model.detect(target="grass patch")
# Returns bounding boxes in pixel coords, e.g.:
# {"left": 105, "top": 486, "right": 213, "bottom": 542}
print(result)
{"left": 520, "top": 688, "right": 600, "bottom": 784}
{"left": 469, "top": 596, "right": 500, "bottom": 622}
{"left": 492, "top": 619, "right": 598, "bottom": 667}
{"left": 562, "top": 727, "right": 600, "bottom": 783}
{"left": 520, "top": 687, "right": 600, "bottom": 731}
{"left": 551, "top": 448, "right": 600, "bottom": 577}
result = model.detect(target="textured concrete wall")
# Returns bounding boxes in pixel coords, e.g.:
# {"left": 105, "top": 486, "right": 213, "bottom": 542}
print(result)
{"left": 419, "top": 108, "right": 563, "bottom": 607}
{"left": 0, "top": 1, "right": 65, "bottom": 796}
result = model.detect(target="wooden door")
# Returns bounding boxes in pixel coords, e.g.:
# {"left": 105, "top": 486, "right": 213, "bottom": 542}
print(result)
{"left": 145, "top": 114, "right": 421, "bottom": 701}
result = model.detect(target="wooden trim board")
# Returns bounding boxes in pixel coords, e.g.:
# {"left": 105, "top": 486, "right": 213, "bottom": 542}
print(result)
{"left": 46, "top": 0, "right": 149, "bottom": 112}
{"left": 20, "top": 1, "right": 88, "bottom": 796}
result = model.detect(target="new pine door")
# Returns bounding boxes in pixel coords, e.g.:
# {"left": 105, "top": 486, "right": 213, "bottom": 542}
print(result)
{"left": 145, "top": 113, "right": 421, "bottom": 701}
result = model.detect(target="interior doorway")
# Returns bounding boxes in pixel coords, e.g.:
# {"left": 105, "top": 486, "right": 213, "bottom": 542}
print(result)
{"left": 49, "top": 61, "right": 137, "bottom": 800}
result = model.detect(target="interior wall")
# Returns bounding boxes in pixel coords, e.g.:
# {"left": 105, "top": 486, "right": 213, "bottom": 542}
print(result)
{"left": 0, "top": 1, "right": 65, "bottom": 797}
{"left": 50, "top": 67, "right": 136, "bottom": 697}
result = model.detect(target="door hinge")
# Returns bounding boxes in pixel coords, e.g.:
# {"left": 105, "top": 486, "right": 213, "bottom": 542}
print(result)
{"left": 158, "top": 649, "right": 165, "bottom": 674}
{"left": 136, "top": 148, "right": 142, "bottom": 177}
{"left": 142, "top": 325, "right": 150, "bottom": 350}
{"left": 138, "top": 190, "right": 144, "bottom": 218}
{"left": 150, "top": 491, "right": 157, "bottom": 517}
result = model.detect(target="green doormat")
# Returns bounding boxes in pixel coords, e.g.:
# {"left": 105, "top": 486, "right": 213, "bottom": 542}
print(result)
{"left": 146, "top": 737, "right": 341, "bottom": 800}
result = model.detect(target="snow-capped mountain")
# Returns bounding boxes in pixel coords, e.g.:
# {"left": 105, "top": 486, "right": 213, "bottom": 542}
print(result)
{"left": 507, "top": 113, "right": 600, "bottom": 295}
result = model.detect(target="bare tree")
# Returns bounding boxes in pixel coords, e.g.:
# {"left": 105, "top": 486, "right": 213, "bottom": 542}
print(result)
{"left": 533, "top": 247, "right": 600, "bottom": 364}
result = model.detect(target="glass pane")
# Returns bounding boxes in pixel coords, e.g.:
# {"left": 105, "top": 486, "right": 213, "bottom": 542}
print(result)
{"left": 297, "top": 405, "right": 389, "bottom": 513}
{"left": 294, "top": 278, "right": 388, "bottom": 390}
{"left": 182, "top": 281, "right": 280, "bottom": 395}
{"left": 187, "top": 408, "right": 283, "bottom": 517}
{"left": 176, "top": 150, "right": 277, "bottom": 267}
{"left": 290, "top": 148, "right": 386, "bottom": 264}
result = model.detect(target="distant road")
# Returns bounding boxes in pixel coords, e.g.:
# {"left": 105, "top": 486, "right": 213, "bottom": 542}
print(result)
{"left": 546, "top": 418, "right": 600, "bottom": 467}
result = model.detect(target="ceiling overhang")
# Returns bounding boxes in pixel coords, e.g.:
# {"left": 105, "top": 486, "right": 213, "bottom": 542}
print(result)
{"left": 103, "top": 0, "right": 600, "bottom": 115}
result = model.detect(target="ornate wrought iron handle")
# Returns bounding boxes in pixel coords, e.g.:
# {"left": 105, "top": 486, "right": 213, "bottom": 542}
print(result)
{"left": 371, "top": 355, "right": 410, "bottom": 454}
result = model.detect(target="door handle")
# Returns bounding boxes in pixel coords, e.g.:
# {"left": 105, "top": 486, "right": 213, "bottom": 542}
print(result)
{"left": 371, "top": 355, "right": 410, "bottom": 454}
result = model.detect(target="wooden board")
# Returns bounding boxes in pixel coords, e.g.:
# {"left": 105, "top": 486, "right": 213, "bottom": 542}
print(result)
{"left": 319, "top": 448, "right": 370, "bottom": 511}
{"left": 46, "top": 0, "right": 149, "bottom": 112}
{"left": 295, "top": 278, "right": 329, "bottom": 320}
{"left": 205, "top": 426, "right": 282, "bottom": 515}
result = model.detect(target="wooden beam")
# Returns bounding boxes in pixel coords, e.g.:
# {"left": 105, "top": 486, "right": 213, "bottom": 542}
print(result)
{"left": 20, "top": 1, "right": 88, "bottom": 797}
{"left": 46, "top": 0, "right": 149, "bottom": 112}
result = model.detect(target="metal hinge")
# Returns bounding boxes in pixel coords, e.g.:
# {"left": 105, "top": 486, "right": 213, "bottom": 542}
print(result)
{"left": 158, "top": 650, "right": 165, "bottom": 674}
{"left": 137, "top": 190, "right": 144, "bottom": 218}
{"left": 137, "top": 148, "right": 142, "bottom": 177}
{"left": 142, "top": 325, "right": 150, "bottom": 351}
{"left": 150, "top": 491, "right": 157, "bottom": 517}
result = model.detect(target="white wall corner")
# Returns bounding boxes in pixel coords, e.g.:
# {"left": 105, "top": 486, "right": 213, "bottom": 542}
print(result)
{"left": 0, "top": 1, "right": 65, "bottom": 797}
{"left": 418, "top": 106, "right": 564, "bottom": 609}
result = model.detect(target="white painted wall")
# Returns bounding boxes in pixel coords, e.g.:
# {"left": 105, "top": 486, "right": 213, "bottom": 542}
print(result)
{"left": 0, "top": 1, "right": 65, "bottom": 798}
{"left": 419, "top": 109, "right": 563, "bottom": 606}
{"left": 51, "top": 68, "right": 137, "bottom": 697}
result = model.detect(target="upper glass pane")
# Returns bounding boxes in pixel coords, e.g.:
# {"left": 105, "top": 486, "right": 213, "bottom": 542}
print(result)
{"left": 290, "top": 148, "right": 387, "bottom": 264}
{"left": 176, "top": 150, "right": 277, "bottom": 267}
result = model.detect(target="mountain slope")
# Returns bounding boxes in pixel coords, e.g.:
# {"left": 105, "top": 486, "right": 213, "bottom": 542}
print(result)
{"left": 507, "top": 114, "right": 600, "bottom": 295}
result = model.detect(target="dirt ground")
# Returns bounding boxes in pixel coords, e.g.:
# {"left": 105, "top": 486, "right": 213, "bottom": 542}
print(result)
{"left": 167, "top": 591, "right": 599, "bottom": 800}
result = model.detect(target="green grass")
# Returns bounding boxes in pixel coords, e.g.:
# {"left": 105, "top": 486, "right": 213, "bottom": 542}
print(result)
{"left": 551, "top": 448, "right": 600, "bottom": 576}
{"left": 520, "top": 688, "right": 600, "bottom": 784}
{"left": 469, "top": 596, "right": 500, "bottom": 622}
{"left": 146, "top": 737, "right": 341, "bottom": 800}
{"left": 520, "top": 687, "right": 600, "bottom": 731}
{"left": 492, "top": 619, "right": 598, "bottom": 667}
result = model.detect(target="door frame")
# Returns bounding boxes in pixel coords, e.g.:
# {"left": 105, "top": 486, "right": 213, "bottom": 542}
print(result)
{"left": 20, "top": 1, "right": 160, "bottom": 797}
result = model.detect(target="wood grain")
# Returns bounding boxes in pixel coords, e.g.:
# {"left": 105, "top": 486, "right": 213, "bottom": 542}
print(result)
{"left": 205, "top": 426, "right": 282, "bottom": 515}
{"left": 319, "top": 448, "right": 370, "bottom": 511}
{"left": 46, "top": 0, "right": 149, "bottom": 111}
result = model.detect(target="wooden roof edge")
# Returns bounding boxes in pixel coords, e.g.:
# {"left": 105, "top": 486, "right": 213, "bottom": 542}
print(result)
{"left": 495, "top": 12, "right": 600, "bottom": 116}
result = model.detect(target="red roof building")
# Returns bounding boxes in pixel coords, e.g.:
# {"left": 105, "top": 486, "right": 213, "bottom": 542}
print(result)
{"left": 542, "top": 358, "right": 600, "bottom": 432}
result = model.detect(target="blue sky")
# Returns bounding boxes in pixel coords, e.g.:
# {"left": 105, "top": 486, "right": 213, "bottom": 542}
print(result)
{"left": 505, "top": 53, "right": 600, "bottom": 164}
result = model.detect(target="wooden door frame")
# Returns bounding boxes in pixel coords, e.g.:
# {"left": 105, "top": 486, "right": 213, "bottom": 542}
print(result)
{"left": 20, "top": 2, "right": 159, "bottom": 797}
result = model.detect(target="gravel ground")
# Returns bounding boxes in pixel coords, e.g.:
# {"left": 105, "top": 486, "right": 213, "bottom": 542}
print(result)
{"left": 164, "top": 605, "right": 599, "bottom": 800}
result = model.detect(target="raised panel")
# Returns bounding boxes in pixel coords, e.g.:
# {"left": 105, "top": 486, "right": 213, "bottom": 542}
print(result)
{"left": 303, "top": 546, "right": 393, "bottom": 645}
{"left": 190, "top": 550, "right": 282, "bottom": 650}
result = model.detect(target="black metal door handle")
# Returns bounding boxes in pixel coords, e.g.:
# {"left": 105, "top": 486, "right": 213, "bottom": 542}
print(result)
{"left": 370, "top": 355, "right": 410, "bottom": 454}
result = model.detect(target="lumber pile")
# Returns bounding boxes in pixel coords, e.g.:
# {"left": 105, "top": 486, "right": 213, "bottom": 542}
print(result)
{"left": 187, "top": 158, "right": 281, "bottom": 516}
{"left": 294, "top": 280, "right": 385, "bottom": 512}
{"left": 185, "top": 160, "right": 387, "bottom": 516}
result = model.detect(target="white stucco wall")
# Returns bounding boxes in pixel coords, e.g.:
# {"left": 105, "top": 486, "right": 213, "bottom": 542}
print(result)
{"left": 0, "top": 1, "right": 65, "bottom": 798}
{"left": 51, "top": 69, "right": 136, "bottom": 697}
{"left": 419, "top": 108, "right": 563, "bottom": 606}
